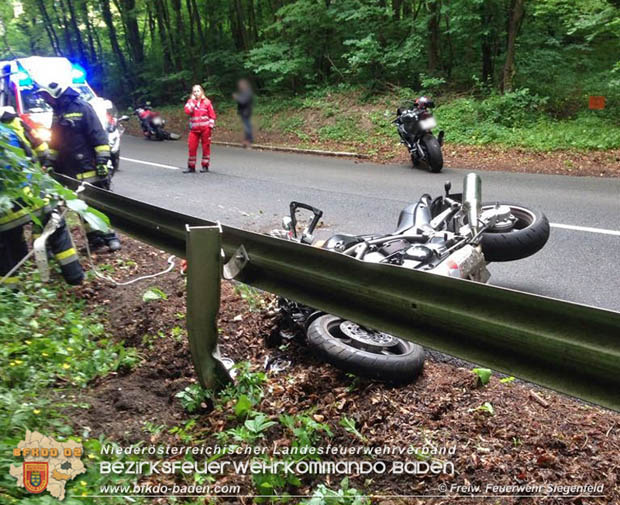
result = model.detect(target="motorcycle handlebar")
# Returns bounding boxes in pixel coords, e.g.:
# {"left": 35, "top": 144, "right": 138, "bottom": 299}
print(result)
{"left": 289, "top": 201, "right": 323, "bottom": 239}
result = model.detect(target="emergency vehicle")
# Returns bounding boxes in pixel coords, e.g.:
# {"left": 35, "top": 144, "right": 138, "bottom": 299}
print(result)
{"left": 0, "top": 56, "right": 126, "bottom": 171}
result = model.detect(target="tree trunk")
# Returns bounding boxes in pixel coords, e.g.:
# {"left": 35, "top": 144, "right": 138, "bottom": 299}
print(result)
{"left": 185, "top": 0, "right": 195, "bottom": 47}
{"left": 392, "top": 0, "right": 401, "bottom": 20}
{"left": 79, "top": 0, "right": 98, "bottom": 64}
{"left": 100, "top": 0, "right": 132, "bottom": 84}
{"left": 154, "top": 0, "right": 176, "bottom": 71}
{"left": 52, "top": 0, "right": 75, "bottom": 56}
{"left": 191, "top": 0, "right": 206, "bottom": 52}
{"left": 119, "top": 0, "right": 145, "bottom": 66}
{"left": 170, "top": 0, "right": 185, "bottom": 58}
{"left": 501, "top": 0, "right": 525, "bottom": 92}
{"left": 35, "top": 0, "right": 62, "bottom": 55}
{"left": 66, "top": 0, "right": 88, "bottom": 65}
{"left": 247, "top": 0, "right": 259, "bottom": 43}
{"left": 427, "top": 0, "right": 440, "bottom": 73}
{"left": 480, "top": 2, "right": 494, "bottom": 83}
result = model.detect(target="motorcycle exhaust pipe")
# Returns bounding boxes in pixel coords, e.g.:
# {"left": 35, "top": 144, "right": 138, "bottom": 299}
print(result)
{"left": 463, "top": 172, "right": 482, "bottom": 234}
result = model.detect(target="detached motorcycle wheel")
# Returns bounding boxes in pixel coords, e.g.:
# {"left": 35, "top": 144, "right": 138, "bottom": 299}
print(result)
{"left": 480, "top": 203, "right": 550, "bottom": 262}
{"left": 307, "top": 315, "right": 425, "bottom": 384}
{"left": 421, "top": 134, "right": 443, "bottom": 173}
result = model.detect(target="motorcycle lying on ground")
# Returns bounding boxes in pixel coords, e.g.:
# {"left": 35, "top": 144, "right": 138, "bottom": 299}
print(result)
{"left": 394, "top": 96, "right": 445, "bottom": 173}
{"left": 134, "top": 102, "right": 180, "bottom": 141}
{"left": 270, "top": 173, "right": 550, "bottom": 384}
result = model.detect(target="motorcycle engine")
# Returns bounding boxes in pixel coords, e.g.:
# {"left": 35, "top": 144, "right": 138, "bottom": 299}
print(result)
{"left": 401, "top": 111, "right": 418, "bottom": 135}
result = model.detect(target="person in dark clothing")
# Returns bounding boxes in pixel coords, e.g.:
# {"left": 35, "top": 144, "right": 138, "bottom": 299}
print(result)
{"left": 233, "top": 79, "right": 253, "bottom": 147}
{"left": 32, "top": 76, "right": 121, "bottom": 252}
{"left": 0, "top": 122, "right": 84, "bottom": 287}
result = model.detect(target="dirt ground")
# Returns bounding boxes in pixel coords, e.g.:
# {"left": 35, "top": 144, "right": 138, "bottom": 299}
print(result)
{"left": 66, "top": 231, "right": 620, "bottom": 504}
{"left": 125, "top": 111, "right": 620, "bottom": 178}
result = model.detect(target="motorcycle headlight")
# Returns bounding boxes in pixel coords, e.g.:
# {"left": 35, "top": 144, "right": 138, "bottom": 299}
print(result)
{"left": 35, "top": 128, "right": 52, "bottom": 143}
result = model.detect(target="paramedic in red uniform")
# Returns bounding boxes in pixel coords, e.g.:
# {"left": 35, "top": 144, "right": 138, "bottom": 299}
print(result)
{"left": 183, "top": 85, "right": 216, "bottom": 173}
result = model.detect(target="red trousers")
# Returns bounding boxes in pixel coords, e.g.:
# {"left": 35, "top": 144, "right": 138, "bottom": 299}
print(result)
{"left": 187, "top": 128, "right": 212, "bottom": 169}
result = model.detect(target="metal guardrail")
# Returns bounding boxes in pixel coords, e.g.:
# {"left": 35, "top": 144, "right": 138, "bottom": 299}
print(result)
{"left": 58, "top": 175, "right": 620, "bottom": 411}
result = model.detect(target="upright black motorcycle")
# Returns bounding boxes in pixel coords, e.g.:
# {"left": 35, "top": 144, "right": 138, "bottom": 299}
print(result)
{"left": 394, "top": 96, "right": 444, "bottom": 173}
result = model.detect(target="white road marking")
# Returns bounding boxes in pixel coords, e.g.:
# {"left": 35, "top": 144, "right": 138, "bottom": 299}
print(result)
{"left": 551, "top": 223, "right": 620, "bottom": 237}
{"left": 119, "top": 156, "right": 620, "bottom": 237}
{"left": 120, "top": 156, "right": 179, "bottom": 170}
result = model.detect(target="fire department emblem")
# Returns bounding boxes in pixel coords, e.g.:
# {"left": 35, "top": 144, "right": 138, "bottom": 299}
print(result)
{"left": 24, "top": 462, "right": 48, "bottom": 494}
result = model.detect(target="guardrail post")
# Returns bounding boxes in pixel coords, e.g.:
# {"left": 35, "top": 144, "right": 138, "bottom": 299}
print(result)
{"left": 185, "top": 225, "right": 232, "bottom": 390}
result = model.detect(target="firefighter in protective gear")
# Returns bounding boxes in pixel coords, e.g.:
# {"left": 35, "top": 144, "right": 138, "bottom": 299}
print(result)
{"left": 0, "top": 106, "right": 49, "bottom": 164}
{"left": 33, "top": 76, "right": 121, "bottom": 252}
{"left": 0, "top": 123, "right": 84, "bottom": 288}
{"left": 183, "top": 85, "right": 216, "bottom": 173}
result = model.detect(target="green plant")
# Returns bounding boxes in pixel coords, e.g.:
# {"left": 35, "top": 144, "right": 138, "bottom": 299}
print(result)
{"left": 470, "top": 402, "right": 495, "bottom": 416}
{"left": 0, "top": 274, "right": 139, "bottom": 504}
{"left": 301, "top": 478, "right": 370, "bottom": 505}
{"left": 233, "top": 283, "right": 267, "bottom": 312}
{"left": 142, "top": 287, "right": 168, "bottom": 302}
{"left": 280, "top": 413, "right": 333, "bottom": 459}
{"left": 175, "top": 384, "right": 211, "bottom": 413}
{"left": 219, "top": 361, "right": 267, "bottom": 407}
{"left": 339, "top": 416, "right": 367, "bottom": 443}
{"left": 472, "top": 368, "right": 493, "bottom": 386}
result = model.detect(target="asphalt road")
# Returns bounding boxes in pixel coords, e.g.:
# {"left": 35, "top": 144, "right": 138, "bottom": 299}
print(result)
{"left": 114, "top": 134, "right": 620, "bottom": 312}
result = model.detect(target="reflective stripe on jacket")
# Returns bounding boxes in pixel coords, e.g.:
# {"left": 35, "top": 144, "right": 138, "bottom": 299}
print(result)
{"left": 184, "top": 97, "right": 216, "bottom": 131}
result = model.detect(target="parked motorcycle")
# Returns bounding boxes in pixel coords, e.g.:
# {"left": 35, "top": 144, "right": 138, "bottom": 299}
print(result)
{"left": 105, "top": 102, "right": 129, "bottom": 175}
{"left": 134, "top": 102, "right": 180, "bottom": 141}
{"left": 270, "top": 173, "right": 550, "bottom": 383}
{"left": 394, "top": 96, "right": 444, "bottom": 173}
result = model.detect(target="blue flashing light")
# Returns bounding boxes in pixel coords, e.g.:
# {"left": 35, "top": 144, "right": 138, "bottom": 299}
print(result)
{"left": 15, "top": 62, "right": 32, "bottom": 86}
{"left": 71, "top": 64, "right": 86, "bottom": 83}
{"left": 17, "top": 71, "right": 32, "bottom": 86}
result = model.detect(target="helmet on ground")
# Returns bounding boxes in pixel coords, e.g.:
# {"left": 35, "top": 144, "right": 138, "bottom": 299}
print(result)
{"left": 415, "top": 96, "right": 434, "bottom": 108}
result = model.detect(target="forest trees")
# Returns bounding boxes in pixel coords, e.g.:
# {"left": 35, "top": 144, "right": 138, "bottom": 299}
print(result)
{"left": 0, "top": 0, "right": 617, "bottom": 111}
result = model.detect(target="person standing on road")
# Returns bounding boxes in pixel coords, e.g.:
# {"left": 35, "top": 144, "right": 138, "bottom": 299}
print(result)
{"left": 184, "top": 85, "right": 216, "bottom": 173}
{"left": 233, "top": 79, "right": 253, "bottom": 147}
{"left": 32, "top": 76, "right": 121, "bottom": 252}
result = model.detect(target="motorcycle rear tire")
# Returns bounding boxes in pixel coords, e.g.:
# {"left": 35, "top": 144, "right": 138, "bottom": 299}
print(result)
{"left": 307, "top": 314, "right": 425, "bottom": 384}
{"left": 421, "top": 134, "right": 443, "bottom": 173}
{"left": 480, "top": 203, "right": 550, "bottom": 262}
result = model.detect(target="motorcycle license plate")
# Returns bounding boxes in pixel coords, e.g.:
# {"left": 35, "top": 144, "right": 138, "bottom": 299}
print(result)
{"left": 419, "top": 117, "right": 437, "bottom": 130}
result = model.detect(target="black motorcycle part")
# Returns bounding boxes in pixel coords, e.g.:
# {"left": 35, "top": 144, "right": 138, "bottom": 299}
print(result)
{"left": 479, "top": 203, "right": 550, "bottom": 262}
{"left": 379, "top": 239, "right": 410, "bottom": 256}
{"left": 306, "top": 315, "right": 425, "bottom": 384}
{"left": 420, "top": 134, "right": 443, "bottom": 173}
{"left": 323, "top": 234, "right": 365, "bottom": 252}
{"left": 394, "top": 195, "right": 432, "bottom": 233}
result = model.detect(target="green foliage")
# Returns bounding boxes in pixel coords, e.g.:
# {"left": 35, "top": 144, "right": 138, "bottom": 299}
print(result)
{"left": 471, "top": 402, "right": 495, "bottom": 416}
{"left": 175, "top": 384, "right": 211, "bottom": 414}
{"left": 233, "top": 283, "right": 267, "bottom": 312}
{"left": 0, "top": 0, "right": 617, "bottom": 126}
{"left": 472, "top": 368, "right": 493, "bottom": 386}
{"left": 279, "top": 412, "right": 333, "bottom": 459}
{"left": 436, "top": 93, "right": 620, "bottom": 150}
{"left": 219, "top": 361, "right": 267, "bottom": 408}
{"left": 141, "top": 286, "right": 168, "bottom": 303}
{"left": 339, "top": 416, "right": 367, "bottom": 443}
{"left": 0, "top": 274, "right": 139, "bottom": 503}
{"left": 301, "top": 478, "right": 370, "bottom": 505}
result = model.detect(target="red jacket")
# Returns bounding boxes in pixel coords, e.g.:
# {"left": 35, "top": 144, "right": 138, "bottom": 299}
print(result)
{"left": 184, "top": 97, "right": 216, "bottom": 131}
